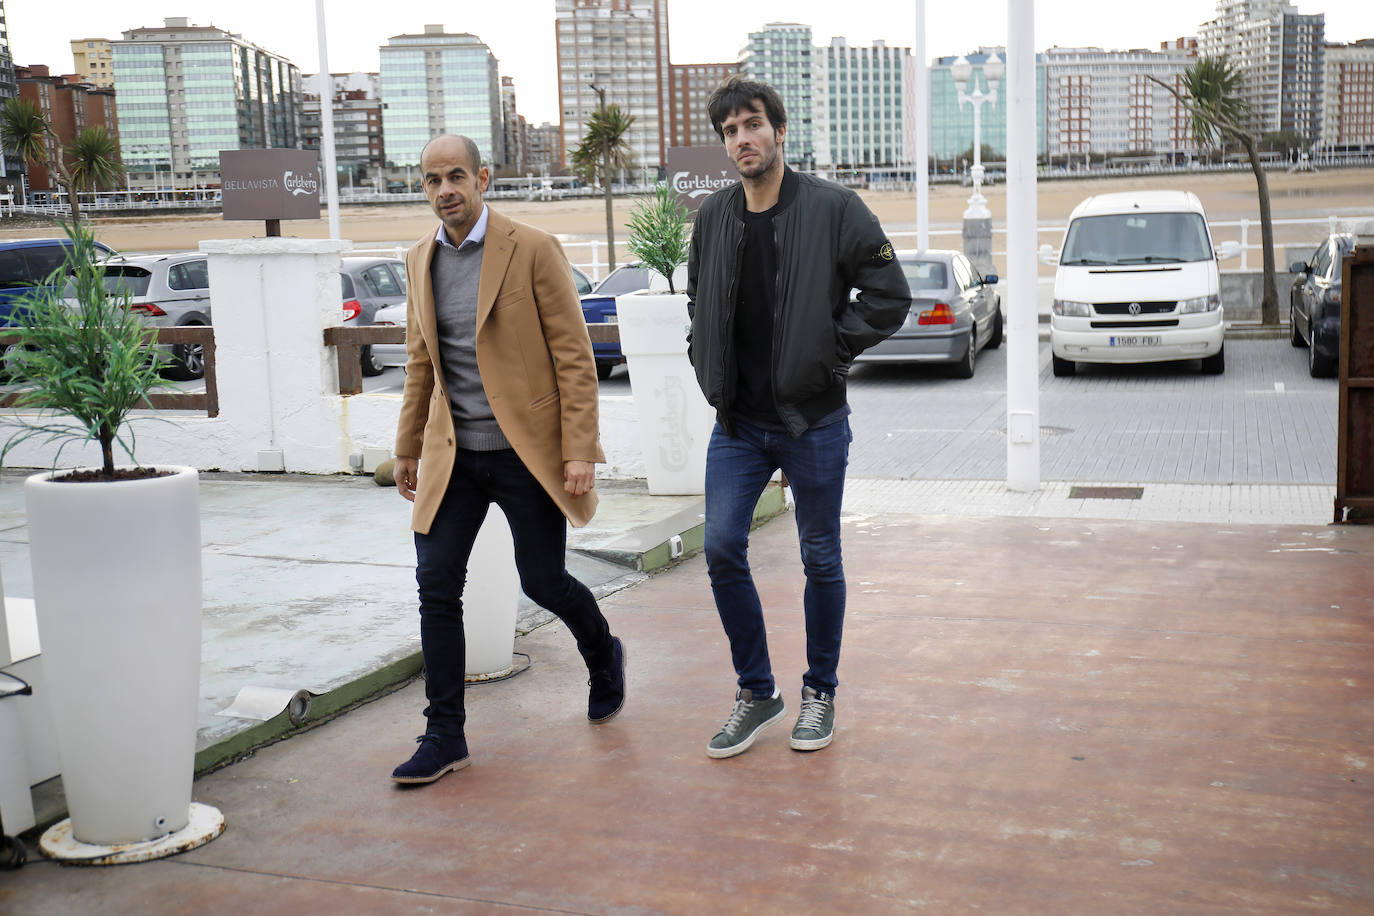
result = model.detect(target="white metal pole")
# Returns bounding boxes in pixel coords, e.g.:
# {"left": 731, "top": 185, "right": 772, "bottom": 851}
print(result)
{"left": 1005, "top": 0, "right": 1040, "bottom": 491}
{"left": 315, "top": 0, "right": 342, "bottom": 240}
{"left": 914, "top": 0, "right": 929, "bottom": 250}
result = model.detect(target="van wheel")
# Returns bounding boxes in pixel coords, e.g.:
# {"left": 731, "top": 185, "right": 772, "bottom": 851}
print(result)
{"left": 1201, "top": 344, "right": 1225, "bottom": 375}
{"left": 951, "top": 328, "right": 976, "bottom": 379}
{"left": 1052, "top": 354, "right": 1075, "bottom": 377}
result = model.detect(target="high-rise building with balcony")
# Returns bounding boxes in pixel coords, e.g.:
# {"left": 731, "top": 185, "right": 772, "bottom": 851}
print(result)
{"left": 501, "top": 76, "right": 527, "bottom": 175}
{"left": 1321, "top": 39, "right": 1374, "bottom": 153}
{"left": 0, "top": 0, "right": 23, "bottom": 195}
{"left": 112, "top": 17, "right": 302, "bottom": 190}
{"left": 302, "top": 73, "right": 383, "bottom": 185}
{"left": 739, "top": 22, "right": 813, "bottom": 169}
{"left": 814, "top": 38, "right": 913, "bottom": 171}
{"left": 1198, "top": 0, "right": 1324, "bottom": 142}
{"left": 16, "top": 65, "right": 119, "bottom": 193}
{"left": 71, "top": 39, "right": 114, "bottom": 88}
{"left": 556, "top": 0, "right": 670, "bottom": 175}
{"left": 669, "top": 62, "right": 736, "bottom": 148}
{"left": 379, "top": 25, "right": 504, "bottom": 169}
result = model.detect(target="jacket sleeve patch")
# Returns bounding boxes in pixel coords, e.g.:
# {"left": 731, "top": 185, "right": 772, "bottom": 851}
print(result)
{"left": 872, "top": 242, "right": 895, "bottom": 262}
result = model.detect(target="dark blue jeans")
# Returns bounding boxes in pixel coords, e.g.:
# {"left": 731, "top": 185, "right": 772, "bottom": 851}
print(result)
{"left": 414, "top": 448, "right": 612, "bottom": 740}
{"left": 704, "top": 418, "right": 852, "bottom": 698}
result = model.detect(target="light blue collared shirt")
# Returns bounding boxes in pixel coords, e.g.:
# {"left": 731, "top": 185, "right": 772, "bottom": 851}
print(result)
{"left": 436, "top": 204, "right": 489, "bottom": 250}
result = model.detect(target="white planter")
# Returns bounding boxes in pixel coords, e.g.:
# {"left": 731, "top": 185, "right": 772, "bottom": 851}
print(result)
{"left": 616, "top": 291, "right": 715, "bottom": 495}
{"left": 26, "top": 466, "right": 204, "bottom": 847}
{"left": 463, "top": 507, "right": 519, "bottom": 679}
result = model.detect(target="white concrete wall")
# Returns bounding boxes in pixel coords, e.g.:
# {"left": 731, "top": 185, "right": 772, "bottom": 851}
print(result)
{"left": 1, "top": 238, "right": 402, "bottom": 475}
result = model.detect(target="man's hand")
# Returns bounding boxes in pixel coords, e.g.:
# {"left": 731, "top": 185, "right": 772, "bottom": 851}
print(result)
{"left": 394, "top": 457, "right": 419, "bottom": 502}
{"left": 564, "top": 460, "right": 595, "bottom": 497}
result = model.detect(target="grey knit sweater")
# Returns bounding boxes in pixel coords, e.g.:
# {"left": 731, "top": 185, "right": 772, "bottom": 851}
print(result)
{"left": 430, "top": 241, "right": 511, "bottom": 451}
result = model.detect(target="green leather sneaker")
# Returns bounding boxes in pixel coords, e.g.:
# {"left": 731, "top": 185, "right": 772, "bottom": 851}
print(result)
{"left": 707, "top": 688, "right": 785, "bottom": 759}
{"left": 790, "top": 686, "right": 835, "bottom": 751}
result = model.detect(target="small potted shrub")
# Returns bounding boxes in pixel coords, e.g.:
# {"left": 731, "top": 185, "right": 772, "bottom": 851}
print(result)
{"left": 1, "top": 223, "right": 223, "bottom": 862}
{"left": 616, "top": 186, "right": 713, "bottom": 495}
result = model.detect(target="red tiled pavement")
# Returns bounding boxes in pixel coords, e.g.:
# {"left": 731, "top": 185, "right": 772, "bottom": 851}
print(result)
{"left": 4, "top": 513, "right": 1372, "bottom": 914}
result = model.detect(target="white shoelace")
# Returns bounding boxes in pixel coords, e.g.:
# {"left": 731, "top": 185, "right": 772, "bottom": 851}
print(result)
{"left": 795, "top": 696, "right": 829, "bottom": 730}
{"left": 722, "top": 697, "right": 755, "bottom": 734}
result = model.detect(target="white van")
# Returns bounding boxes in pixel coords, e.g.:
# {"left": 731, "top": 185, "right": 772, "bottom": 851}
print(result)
{"left": 1049, "top": 190, "right": 1240, "bottom": 376}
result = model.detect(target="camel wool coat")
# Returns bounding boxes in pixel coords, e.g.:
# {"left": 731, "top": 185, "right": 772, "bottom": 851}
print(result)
{"left": 393, "top": 208, "right": 605, "bottom": 534}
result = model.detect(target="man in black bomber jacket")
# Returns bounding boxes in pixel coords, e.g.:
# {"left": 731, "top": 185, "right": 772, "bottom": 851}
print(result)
{"left": 686, "top": 76, "right": 911, "bottom": 760}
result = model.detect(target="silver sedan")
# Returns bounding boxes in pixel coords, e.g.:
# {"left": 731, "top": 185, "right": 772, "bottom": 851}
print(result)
{"left": 854, "top": 249, "right": 1002, "bottom": 378}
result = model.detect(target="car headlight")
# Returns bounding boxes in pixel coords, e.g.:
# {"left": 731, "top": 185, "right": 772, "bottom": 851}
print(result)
{"left": 1052, "top": 299, "right": 1090, "bottom": 317}
{"left": 1179, "top": 294, "right": 1221, "bottom": 314}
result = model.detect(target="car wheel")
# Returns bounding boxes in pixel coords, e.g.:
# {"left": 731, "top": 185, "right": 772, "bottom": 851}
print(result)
{"left": 951, "top": 327, "right": 976, "bottom": 379}
{"left": 1200, "top": 343, "right": 1225, "bottom": 375}
{"left": 596, "top": 360, "right": 614, "bottom": 380}
{"left": 985, "top": 302, "right": 1004, "bottom": 349}
{"left": 1289, "top": 304, "right": 1305, "bottom": 347}
{"left": 1308, "top": 334, "right": 1335, "bottom": 377}
{"left": 1052, "top": 354, "right": 1076, "bottom": 377}
{"left": 164, "top": 329, "right": 205, "bottom": 381}
{"left": 360, "top": 344, "right": 385, "bottom": 377}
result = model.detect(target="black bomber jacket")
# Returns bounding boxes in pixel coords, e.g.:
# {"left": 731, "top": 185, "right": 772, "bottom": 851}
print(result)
{"left": 686, "top": 168, "right": 912, "bottom": 437}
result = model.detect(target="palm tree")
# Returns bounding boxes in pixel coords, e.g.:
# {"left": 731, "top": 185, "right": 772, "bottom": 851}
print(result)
{"left": 571, "top": 101, "right": 635, "bottom": 272}
{"left": 1150, "top": 57, "right": 1279, "bottom": 325}
{"left": 0, "top": 99, "right": 124, "bottom": 225}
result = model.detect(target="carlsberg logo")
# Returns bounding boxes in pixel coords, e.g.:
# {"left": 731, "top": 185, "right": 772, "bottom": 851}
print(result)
{"left": 672, "top": 170, "right": 733, "bottom": 199}
{"left": 283, "top": 170, "right": 319, "bottom": 197}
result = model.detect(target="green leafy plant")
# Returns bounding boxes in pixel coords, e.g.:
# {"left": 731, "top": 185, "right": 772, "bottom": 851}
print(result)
{"left": 625, "top": 184, "right": 690, "bottom": 294}
{"left": 1, "top": 99, "right": 124, "bottom": 224}
{"left": 0, "top": 223, "right": 176, "bottom": 479}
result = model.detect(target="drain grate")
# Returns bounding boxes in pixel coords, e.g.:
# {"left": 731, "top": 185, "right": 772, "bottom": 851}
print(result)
{"left": 1069, "top": 486, "right": 1145, "bottom": 500}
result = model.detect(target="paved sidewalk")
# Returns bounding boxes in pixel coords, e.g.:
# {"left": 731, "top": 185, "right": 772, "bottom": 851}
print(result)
{"left": 3, "top": 507, "right": 1371, "bottom": 913}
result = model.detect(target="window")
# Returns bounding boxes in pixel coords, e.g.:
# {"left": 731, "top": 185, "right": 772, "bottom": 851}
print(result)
{"left": 168, "top": 259, "right": 209, "bottom": 290}
{"left": 363, "top": 264, "right": 402, "bottom": 296}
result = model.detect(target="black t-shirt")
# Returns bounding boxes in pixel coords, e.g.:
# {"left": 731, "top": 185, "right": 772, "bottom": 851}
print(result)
{"left": 733, "top": 201, "right": 784, "bottom": 426}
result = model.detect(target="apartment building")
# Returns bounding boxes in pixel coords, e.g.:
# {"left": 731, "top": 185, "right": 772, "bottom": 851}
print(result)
{"left": 15, "top": 65, "right": 118, "bottom": 192}
{"left": 502, "top": 75, "right": 527, "bottom": 175}
{"left": 739, "top": 22, "right": 813, "bottom": 168}
{"left": 112, "top": 17, "right": 302, "bottom": 189}
{"left": 70, "top": 39, "right": 114, "bottom": 89}
{"left": 526, "top": 121, "right": 561, "bottom": 174}
{"left": 379, "top": 25, "right": 504, "bottom": 169}
{"left": 1198, "top": 0, "right": 1324, "bottom": 141}
{"left": 555, "top": 0, "right": 670, "bottom": 175}
{"left": 0, "top": 0, "right": 22, "bottom": 194}
{"left": 301, "top": 74, "right": 384, "bottom": 184}
{"left": 1321, "top": 39, "right": 1374, "bottom": 152}
{"left": 814, "top": 38, "right": 915, "bottom": 171}
{"left": 669, "top": 62, "right": 736, "bottom": 148}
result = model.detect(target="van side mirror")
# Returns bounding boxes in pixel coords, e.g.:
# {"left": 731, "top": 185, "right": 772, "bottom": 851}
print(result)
{"left": 983, "top": 274, "right": 999, "bottom": 285}
{"left": 1037, "top": 244, "right": 1057, "bottom": 265}
{"left": 1289, "top": 261, "right": 1309, "bottom": 274}
{"left": 1215, "top": 241, "right": 1242, "bottom": 260}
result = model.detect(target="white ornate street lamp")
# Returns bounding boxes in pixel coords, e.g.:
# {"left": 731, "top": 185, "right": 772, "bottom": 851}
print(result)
{"left": 951, "top": 53, "right": 1004, "bottom": 219}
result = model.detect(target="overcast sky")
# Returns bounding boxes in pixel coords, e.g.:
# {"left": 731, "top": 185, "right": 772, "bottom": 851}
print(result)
{"left": 9, "top": 1, "right": 1371, "bottom": 124}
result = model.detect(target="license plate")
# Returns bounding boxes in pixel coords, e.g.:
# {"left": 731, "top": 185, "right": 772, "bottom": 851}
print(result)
{"left": 1109, "top": 335, "right": 1161, "bottom": 347}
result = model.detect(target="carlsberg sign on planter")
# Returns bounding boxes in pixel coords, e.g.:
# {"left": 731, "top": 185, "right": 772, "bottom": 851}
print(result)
{"left": 666, "top": 146, "right": 737, "bottom": 215}
{"left": 220, "top": 149, "right": 322, "bottom": 221}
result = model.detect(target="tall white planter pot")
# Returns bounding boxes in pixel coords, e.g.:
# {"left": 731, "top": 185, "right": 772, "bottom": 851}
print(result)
{"left": 462, "top": 507, "right": 520, "bottom": 681}
{"left": 616, "top": 291, "right": 715, "bottom": 495}
{"left": 26, "top": 467, "right": 223, "bottom": 864}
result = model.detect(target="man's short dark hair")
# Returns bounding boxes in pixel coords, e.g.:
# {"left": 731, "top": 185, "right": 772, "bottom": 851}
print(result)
{"left": 708, "top": 76, "right": 787, "bottom": 141}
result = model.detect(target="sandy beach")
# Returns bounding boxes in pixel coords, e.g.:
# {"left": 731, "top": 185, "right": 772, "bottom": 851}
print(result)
{"left": 3, "top": 167, "right": 1369, "bottom": 259}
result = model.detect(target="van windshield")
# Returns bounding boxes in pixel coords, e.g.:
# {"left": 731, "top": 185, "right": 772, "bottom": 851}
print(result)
{"left": 1061, "top": 212, "right": 1213, "bottom": 266}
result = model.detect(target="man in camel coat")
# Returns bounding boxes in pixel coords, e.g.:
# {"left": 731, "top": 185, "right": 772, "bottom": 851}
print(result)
{"left": 390, "top": 134, "right": 626, "bottom": 785}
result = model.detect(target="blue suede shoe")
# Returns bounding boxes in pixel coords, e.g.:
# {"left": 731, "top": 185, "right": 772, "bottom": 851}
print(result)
{"left": 390, "top": 734, "right": 470, "bottom": 785}
{"left": 587, "top": 636, "right": 626, "bottom": 723}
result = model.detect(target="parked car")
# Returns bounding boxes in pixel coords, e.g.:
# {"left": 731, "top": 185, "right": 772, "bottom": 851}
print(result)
{"left": 854, "top": 250, "right": 1000, "bottom": 377}
{"left": 0, "top": 236, "right": 116, "bottom": 328}
{"left": 340, "top": 257, "right": 408, "bottom": 376}
{"left": 1289, "top": 232, "right": 1354, "bottom": 378}
{"left": 370, "top": 264, "right": 592, "bottom": 371}
{"left": 1049, "top": 190, "right": 1240, "bottom": 376}
{"left": 59, "top": 252, "right": 211, "bottom": 380}
{"left": 581, "top": 263, "right": 655, "bottom": 380}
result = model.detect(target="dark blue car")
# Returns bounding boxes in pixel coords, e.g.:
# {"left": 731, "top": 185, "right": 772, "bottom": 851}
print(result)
{"left": 0, "top": 237, "right": 117, "bottom": 327}
{"left": 580, "top": 264, "right": 651, "bottom": 380}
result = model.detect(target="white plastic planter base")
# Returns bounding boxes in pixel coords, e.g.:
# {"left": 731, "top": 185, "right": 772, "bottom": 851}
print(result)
{"left": 25, "top": 466, "right": 220, "bottom": 853}
{"left": 39, "top": 801, "right": 225, "bottom": 865}
{"left": 616, "top": 291, "right": 715, "bottom": 495}
{"left": 463, "top": 507, "right": 519, "bottom": 679}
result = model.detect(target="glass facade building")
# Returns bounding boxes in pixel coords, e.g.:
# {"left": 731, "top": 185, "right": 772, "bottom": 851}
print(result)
{"left": 112, "top": 18, "right": 301, "bottom": 187}
{"left": 930, "top": 51, "right": 1046, "bottom": 167}
{"left": 740, "top": 23, "right": 814, "bottom": 169}
{"left": 815, "top": 38, "right": 913, "bottom": 171}
{"left": 380, "top": 27, "right": 504, "bottom": 169}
